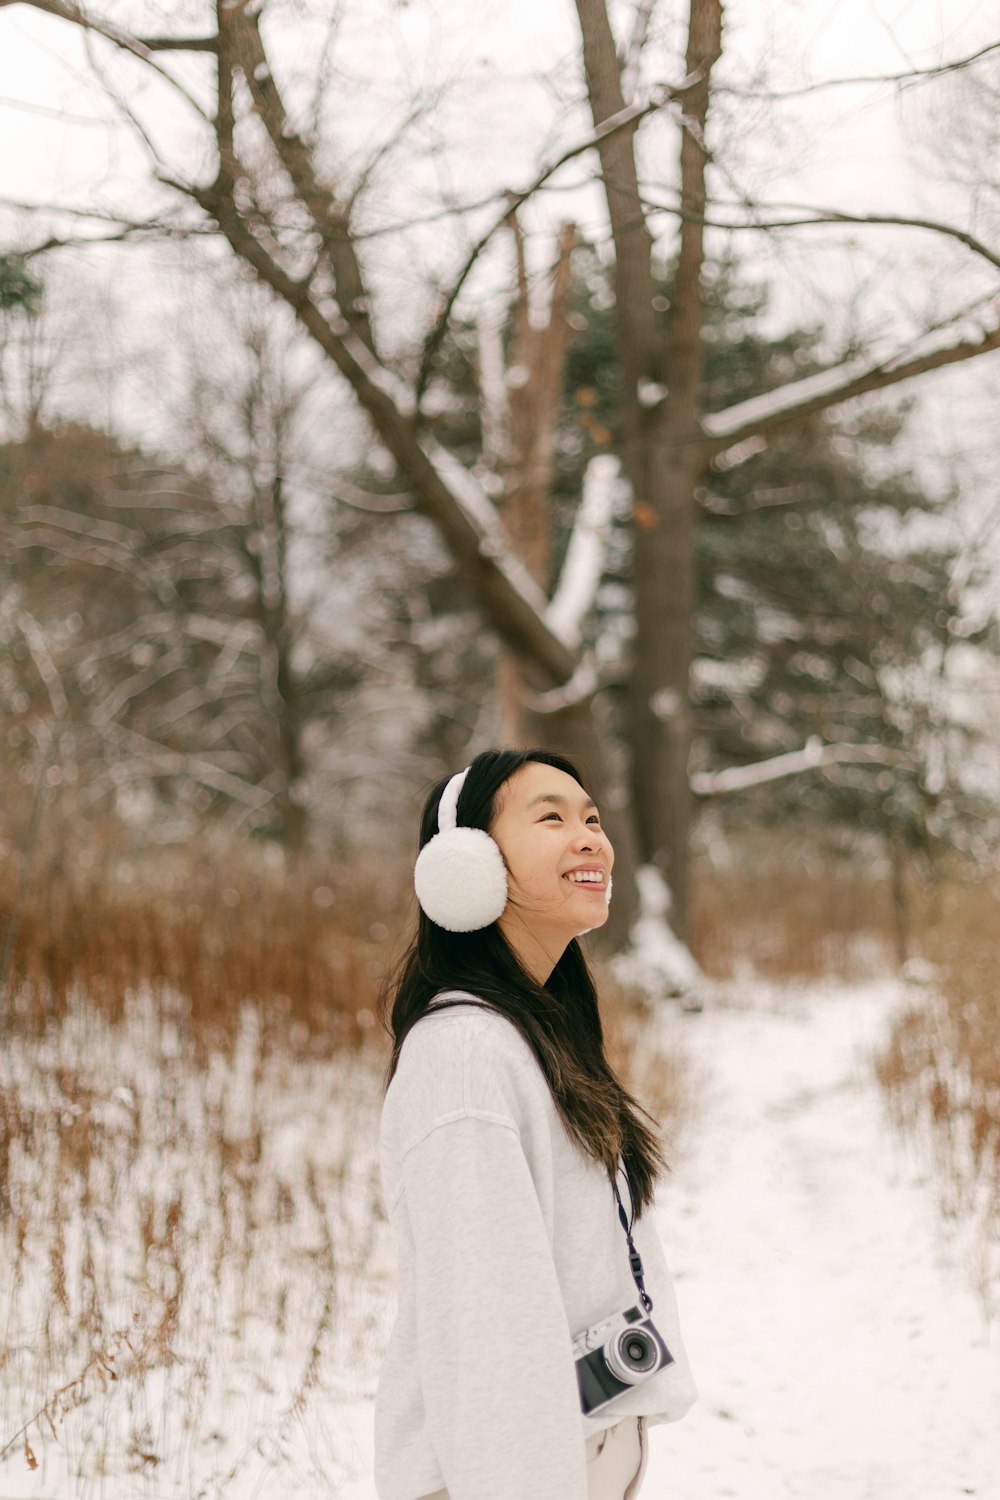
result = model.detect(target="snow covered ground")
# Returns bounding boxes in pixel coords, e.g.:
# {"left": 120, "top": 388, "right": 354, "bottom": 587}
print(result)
{"left": 2, "top": 976, "right": 997, "bottom": 1498}
{"left": 338, "top": 976, "right": 1000, "bottom": 1500}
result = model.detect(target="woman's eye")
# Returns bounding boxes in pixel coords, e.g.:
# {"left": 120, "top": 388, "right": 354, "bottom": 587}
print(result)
{"left": 542, "top": 812, "right": 562, "bottom": 821}
{"left": 587, "top": 816, "right": 601, "bottom": 825}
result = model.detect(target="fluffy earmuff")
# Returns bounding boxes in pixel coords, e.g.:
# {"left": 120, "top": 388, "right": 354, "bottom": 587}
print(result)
{"left": 413, "top": 767, "right": 509, "bottom": 932}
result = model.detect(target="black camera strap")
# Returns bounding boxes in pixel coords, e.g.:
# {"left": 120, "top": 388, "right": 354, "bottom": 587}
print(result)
{"left": 614, "top": 1169, "right": 653, "bottom": 1314}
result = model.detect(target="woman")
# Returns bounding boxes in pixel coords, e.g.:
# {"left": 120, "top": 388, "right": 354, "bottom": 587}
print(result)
{"left": 374, "top": 749, "right": 698, "bottom": 1500}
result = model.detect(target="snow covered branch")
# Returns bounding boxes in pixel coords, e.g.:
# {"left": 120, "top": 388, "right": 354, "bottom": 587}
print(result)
{"left": 545, "top": 455, "right": 621, "bottom": 648}
{"left": 477, "top": 310, "right": 510, "bottom": 470}
{"left": 690, "top": 736, "right": 917, "bottom": 798}
{"left": 702, "top": 315, "right": 1000, "bottom": 458}
{"left": 619, "top": 0, "right": 657, "bottom": 104}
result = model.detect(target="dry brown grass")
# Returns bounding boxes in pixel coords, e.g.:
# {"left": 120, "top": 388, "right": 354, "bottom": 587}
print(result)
{"left": 1, "top": 810, "right": 996, "bottom": 1486}
{"left": 0, "top": 816, "right": 705, "bottom": 1491}
{"left": 600, "top": 967, "right": 703, "bottom": 1173}
{"left": 871, "top": 875, "right": 1000, "bottom": 1316}
{"left": 0, "top": 991, "right": 393, "bottom": 1494}
{"left": 688, "top": 836, "right": 904, "bottom": 980}
{"left": 0, "top": 819, "right": 407, "bottom": 1059}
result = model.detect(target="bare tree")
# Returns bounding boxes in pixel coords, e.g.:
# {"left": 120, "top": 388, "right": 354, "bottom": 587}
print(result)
{"left": 3, "top": 0, "right": 999, "bottom": 970}
{"left": 0, "top": 276, "right": 365, "bottom": 848}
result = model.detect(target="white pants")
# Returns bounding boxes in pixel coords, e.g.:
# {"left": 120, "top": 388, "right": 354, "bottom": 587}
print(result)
{"left": 418, "top": 1415, "right": 647, "bottom": 1500}
{"left": 586, "top": 1416, "right": 648, "bottom": 1500}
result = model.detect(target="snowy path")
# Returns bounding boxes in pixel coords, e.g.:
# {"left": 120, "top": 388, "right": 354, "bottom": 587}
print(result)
{"left": 341, "top": 977, "right": 999, "bottom": 1499}
{"left": 645, "top": 978, "right": 999, "bottom": 1500}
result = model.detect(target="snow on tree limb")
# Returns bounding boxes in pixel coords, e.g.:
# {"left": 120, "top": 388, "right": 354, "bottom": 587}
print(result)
{"left": 619, "top": 0, "right": 657, "bottom": 104}
{"left": 703, "top": 313, "right": 1000, "bottom": 456}
{"left": 418, "top": 434, "right": 565, "bottom": 628}
{"left": 545, "top": 454, "right": 621, "bottom": 648}
{"left": 178, "top": 169, "right": 578, "bottom": 684}
{"left": 477, "top": 310, "right": 510, "bottom": 469}
{"left": 522, "top": 658, "right": 601, "bottom": 714}
{"left": 690, "top": 736, "right": 917, "bottom": 798}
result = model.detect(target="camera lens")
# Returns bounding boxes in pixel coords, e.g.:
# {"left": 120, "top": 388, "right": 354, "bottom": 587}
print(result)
{"left": 605, "top": 1325, "right": 661, "bottom": 1385}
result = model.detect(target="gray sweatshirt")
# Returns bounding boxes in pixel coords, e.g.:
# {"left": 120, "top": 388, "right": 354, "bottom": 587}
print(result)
{"left": 374, "top": 992, "right": 699, "bottom": 1500}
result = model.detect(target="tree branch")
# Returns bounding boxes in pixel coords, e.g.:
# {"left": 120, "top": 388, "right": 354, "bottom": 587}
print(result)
{"left": 690, "top": 736, "right": 917, "bottom": 798}
{"left": 720, "top": 39, "right": 1000, "bottom": 101}
{"left": 619, "top": 0, "right": 658, "bottom": 104}
{"left": 415, "top": 86, "right": 685, "bottom": 406}
{"left": 0, "top": 0, "right": 214, "bottom": 49}
{"left": 0, "top": 0, "right": 212, "bottom": 120}
{"left": 180, "top": 172, "right": 577, "bottom": 684}
{"left": 641, "top": 189, "right": 1000, "bottom": 273}
{"left": 100, "top": 723, "right": 274, "bottom": 807}
{"left": 221, "top": 3, "right": 376, "bottom": 353}
{"left": 702, "top": 313, "right": 1000, "bottom": 457}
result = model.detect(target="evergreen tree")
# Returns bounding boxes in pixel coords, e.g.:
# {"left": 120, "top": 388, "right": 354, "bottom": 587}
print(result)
{"left": 553, "top": 249, "right": 997, "bottom": 856}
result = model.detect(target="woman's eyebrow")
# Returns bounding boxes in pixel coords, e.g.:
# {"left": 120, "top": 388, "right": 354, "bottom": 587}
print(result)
{"left": 526, "top": 792, "right": 599, "bottom": 811}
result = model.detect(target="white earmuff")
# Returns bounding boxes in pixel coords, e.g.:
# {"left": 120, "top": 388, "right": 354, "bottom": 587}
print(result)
{"left": 413, "top": 767, "right": 509, "bottom": 932}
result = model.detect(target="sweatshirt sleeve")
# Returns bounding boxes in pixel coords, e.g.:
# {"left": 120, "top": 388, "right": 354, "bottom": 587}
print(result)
{"left": 401, "top": 1111, "right": 588, "bottom": 1500}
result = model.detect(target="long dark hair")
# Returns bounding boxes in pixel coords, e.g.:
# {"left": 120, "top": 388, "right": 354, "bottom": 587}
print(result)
{"left": 378, "top": 747, "right": 668, "bottom": 1217}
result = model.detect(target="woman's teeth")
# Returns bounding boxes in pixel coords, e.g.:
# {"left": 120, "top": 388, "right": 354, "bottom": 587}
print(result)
{"left": 564, "top": 871, "right": 604, "bottom": 883}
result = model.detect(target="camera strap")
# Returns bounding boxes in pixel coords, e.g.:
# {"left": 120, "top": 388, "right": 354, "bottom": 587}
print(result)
{"left": 614, "top": 1168, "right": 653, "bottom": 1314}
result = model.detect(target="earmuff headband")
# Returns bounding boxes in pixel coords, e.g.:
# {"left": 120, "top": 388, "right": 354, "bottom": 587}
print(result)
{"left": 436, "top": 767, "right": 469, "bottom": 834}
{"left": 414, "top": 764, "right": 509, "bottom": 932}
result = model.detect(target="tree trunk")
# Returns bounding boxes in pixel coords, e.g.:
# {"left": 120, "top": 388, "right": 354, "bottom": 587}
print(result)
{"left": 489, "top": 217, "right": 641, "bottom": 943}
{"left": 575, "top": 0, "right": 722, "bottom": 938}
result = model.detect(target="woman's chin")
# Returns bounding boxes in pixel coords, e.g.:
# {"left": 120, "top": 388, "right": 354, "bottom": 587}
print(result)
{"left": 573, "top": 901, "right": 610, "bottom": 936}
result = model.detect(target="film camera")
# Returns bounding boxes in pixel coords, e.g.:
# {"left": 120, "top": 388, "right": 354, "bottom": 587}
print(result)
{"left": 572, "top": 1303, "right": 674, "bottom": 1416}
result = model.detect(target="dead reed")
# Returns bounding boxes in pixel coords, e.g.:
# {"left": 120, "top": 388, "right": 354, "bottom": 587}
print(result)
{"left": 0, "top": 993, "right": 393, "bottom": 1495}
{"left": 872, "top": 874, "right": 1000, "bottom": 1319}
{"left": 0, "top": 820, "right": 405, "bottom": 1058}
{"left": 0, "top": 817, "right": 702, "bottom": 1493}
{"left": 688, "top": 830, "right": 902, "bottom": 980}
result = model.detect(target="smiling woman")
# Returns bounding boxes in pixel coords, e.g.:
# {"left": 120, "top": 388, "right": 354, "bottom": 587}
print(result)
{"left": 493, "top": 760, "right": 615, "bottom": 982}
{"left": 374, "top": 748, "right": 698, "bottom": 1500}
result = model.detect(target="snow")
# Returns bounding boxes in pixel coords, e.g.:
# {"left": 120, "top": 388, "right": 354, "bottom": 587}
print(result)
{"left": 523, "top": 657, "right": 599, "bottom": 713}
{"left": 644, "top": 978, "right": 1000, "bottom": 1499}
{"left": 2, "top": 977, "right": 998, "bottom": 1498}
{"left": 637, "top": 379, "right": 668, "bottom": 409}
{"left": 338, "top": 977, "right": 1000, "bottom": 1499}
{"left": 703, "top": 317, "right": 1000, "bottom": 451}
{"left": 546, "top": 455, "right": 621, "bottom": 648}
{"left": 611, "top": 864, "right": 703, "bottom": 996}
{"left": 419, "top": 432, "right": 569, "bottom": 640}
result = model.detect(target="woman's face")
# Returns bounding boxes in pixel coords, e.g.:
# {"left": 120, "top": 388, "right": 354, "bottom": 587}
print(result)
{"left": 490, "top": 761, "right": 614, "bottom": 967}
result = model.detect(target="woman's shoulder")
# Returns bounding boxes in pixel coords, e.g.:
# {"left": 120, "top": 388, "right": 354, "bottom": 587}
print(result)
{"left": 398, "top": 992, "right": 537, "bottom": 1083}
{"left": 382, "top": 992, "right": 545, "bottom": 1151}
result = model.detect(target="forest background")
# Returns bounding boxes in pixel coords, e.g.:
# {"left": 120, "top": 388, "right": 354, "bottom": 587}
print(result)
{"left": 0, "top": 0, "right": 999, "bottom": 1494}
